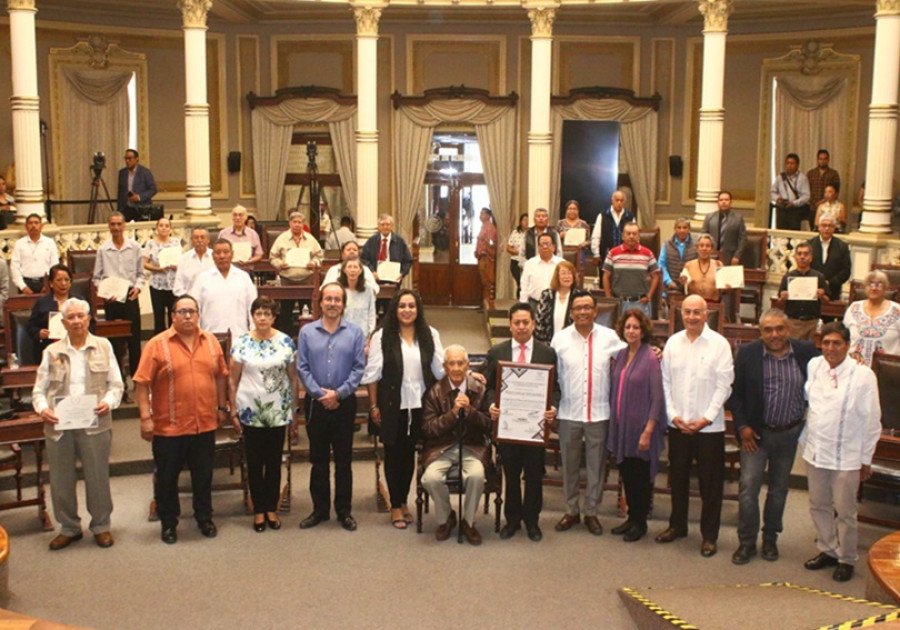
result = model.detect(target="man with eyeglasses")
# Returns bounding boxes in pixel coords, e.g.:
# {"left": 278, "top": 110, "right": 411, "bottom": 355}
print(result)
{"left": 657, "top": 294, "right": 733, "bottom": 558}
{"left": 134, "top": 295, "right": 230, "bottom": 544}
{"left": 801, "top": 322, "right": 880, "bottom": 582}
{"left": 296, "top": 283, "right": 366, "bottom": 532}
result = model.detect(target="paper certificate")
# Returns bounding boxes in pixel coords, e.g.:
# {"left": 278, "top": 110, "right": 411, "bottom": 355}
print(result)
{"left": 48, "top": 312, "right": 65, "bottom": 340}
{"left": 377, "top": 261, "right": 402, "bottom": 283}
{"left": 158, "top": 246, "right": 181, "bottom": 268}
{"left": 494, "top": 361, "right": 554, "bottom": 446}
{"left": 97, "top": 277, "right": 130, "bottom": 302}
{"left": 54, "top": 394, "right": 98, "bottom": 431}
{"left": 715, "top": 265, "right": 744, "bottom": 289}
{"left": 563, "top": 228, "right": 586, "bottom": 246}
{"left": 231, "top": 241, "right": 252, "bottom": 263}
{"left": 285, "top": 248, "right": 310, "bottom": 269}
{"left": 788, "top": 276, "right": 819, "bottom": 301}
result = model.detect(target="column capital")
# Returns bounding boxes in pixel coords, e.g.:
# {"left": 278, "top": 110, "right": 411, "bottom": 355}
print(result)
{"left": 179, "top": 0, "right": 212, "bottom": 29}
{"left": 698, "top": 0, "right": 732, "bottom": 33}
{"left": 526, "top": 6, "right": 557, "bottom": 38}
{"left": 352, "top": 5, "right": 384, "bottom": 37}
{"left": 7, "top": 0, "right": 36, "bottom": 10}
{"left": 876, "top": 0, "right": 900, "bottom": 17}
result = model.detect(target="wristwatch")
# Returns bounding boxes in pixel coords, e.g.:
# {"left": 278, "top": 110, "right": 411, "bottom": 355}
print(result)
{"left": 217, "top": 405, "right": 229, "bottom": 414}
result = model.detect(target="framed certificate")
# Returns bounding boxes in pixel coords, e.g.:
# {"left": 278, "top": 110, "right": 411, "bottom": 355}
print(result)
{"left": 563, "top": 227, "right": 586, "bottom": 246}
{"left": 493, "top": 361, "right": 554, "bottom": 446}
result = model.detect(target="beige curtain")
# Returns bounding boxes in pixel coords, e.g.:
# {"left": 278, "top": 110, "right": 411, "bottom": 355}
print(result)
{"left": 58, "top": 68, "right": 132, "bottom": 224}
{"left": 550, "top": 99, "right": 658, "bottom": 227}
{"left": 393, "top": 99, "right": 517, "bottom": 296}
{"left": 775, "top": 76, "right": 848, "bottom": 188}
{"left": 250, "top": 98, "right": 356, "bottom": 221}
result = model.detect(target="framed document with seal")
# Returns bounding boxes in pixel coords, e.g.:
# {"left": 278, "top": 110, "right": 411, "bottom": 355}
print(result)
{"left": 494, "top": 361, "right": 554, "bottom": 446}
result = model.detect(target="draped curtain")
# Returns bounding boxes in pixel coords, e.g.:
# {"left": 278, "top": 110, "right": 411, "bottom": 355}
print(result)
{"left": 550, "top": 99, "right": 658, "bottom": 227}
{"left": 58, "top": 68, "right": 131, "bottom": 224}
{"left": 250, "top": 98, "right": 357, "bottom": 221}
{"left": 393, "top": 99, "right": 517, "bottom": 298}
{"left": 774, "top": 76, "right": 848, "bottom": 191}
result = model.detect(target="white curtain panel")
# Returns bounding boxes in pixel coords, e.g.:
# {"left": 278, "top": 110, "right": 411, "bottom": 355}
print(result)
{"left": 550, "top": 99, "right": 658, "bottom": 227}
{"left": 774, "top": 76, "right": 848, "bottom": 194}
{"left": 59, "top": 68, "right": 131, "bottom": 224}
{"left": 250, "top": 98, "right": 357, "bottom": 221}
{"left": 393, "top": 98, "right": 517, "bottom": 295}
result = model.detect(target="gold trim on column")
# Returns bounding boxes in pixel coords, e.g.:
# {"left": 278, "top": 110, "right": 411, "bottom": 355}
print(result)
{"left": 6, "top": 0, "right": 35, "bottom": 11}
{"left": 178, "top": 0, "right": 212, "bottom": 29}
{"left": 698, "top": 0, "right": 732, "bottom": 33}
{"left": 527, "top": 7, "right": 556, "bottom": 39}
{"left": 353, "top": 6, "right": 382, "bottom": 36}
{"left": 876, "top": 0, "right": 900, "bottom": 17}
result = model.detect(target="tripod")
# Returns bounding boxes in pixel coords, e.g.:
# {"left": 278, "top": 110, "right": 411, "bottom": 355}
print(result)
{"left": 87, "top": 173, "right": 115, "bottom": 225}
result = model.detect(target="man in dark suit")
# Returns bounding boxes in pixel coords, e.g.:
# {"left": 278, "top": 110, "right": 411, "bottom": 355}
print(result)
{"left": 702, "top": 190, "right": 747, "bottom": 265}
{"left": 728, "top": 308, "right": 819, "bottom": 565}
{"left": 481, "top": 302, "right": 558, "bottom": 542}
{"left": 809, "top": 216, "right": 851, "bottom": 302}
{"left": 591, "top": 189, "right": 634, "bottom": 266}
{"left": 116, "top": 149, "right": 157, "bottom": 221}
{"left": 523, "top": 208, "right": 562, "bottom": 261}
{"left": 360, "top": 213, "right": 413, "bottom": 281}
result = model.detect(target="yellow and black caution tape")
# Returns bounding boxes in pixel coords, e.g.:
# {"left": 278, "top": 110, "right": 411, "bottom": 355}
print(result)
{"left": 620, "top": 587, "right": 700, "bottom": 630}
{"left": 762, "top": 582, "right": 900, "bottom": 630}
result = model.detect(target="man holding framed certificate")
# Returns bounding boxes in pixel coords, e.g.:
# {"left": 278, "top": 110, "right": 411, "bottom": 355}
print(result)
{"left": 32, "top": 298, "right": 124, "bottom": 551}
{"left": 483, "top": 302, "right": 558, "bottom": 542}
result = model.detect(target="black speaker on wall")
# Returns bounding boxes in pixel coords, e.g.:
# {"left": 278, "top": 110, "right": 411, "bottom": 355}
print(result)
{"left": 669, "top": 155, "right": 683, "bottom": 178}
{"left": 227, "top": 151, "right": 242, "bottom": 173}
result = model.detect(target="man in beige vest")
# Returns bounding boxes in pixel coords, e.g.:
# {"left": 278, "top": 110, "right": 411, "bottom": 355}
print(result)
{"left": 32, "top": 298, "right": 124, "bottom": 550}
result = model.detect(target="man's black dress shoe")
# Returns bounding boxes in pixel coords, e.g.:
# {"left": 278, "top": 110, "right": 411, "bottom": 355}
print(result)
{"left": 700, "top": 540, "right": 717, "bottom": 557}
{"left": 761, "top": 540, "right": 779, "bottom": 561}
{"left": 731, "top": 545, "right": 757, "bottom": 565}
{"left": 833, "top": 563, "right": 854, "bottom": 582}
{"left": 161, "top": 527, "right": 178, "bottom": 544}
{"left": 198, "top": 521, "right": 217, "bottom": 538}
{"left": 611, "top": 520, "right": 633, "bottom": 536}
{"left": 338, "top": 515, "right": 357, "bottom": 531}
{"left": 299, "top": 513, "right": 329, "bottom": 529}
{"left": 499, "top": 524, "right": 520, "bottom": 540}
{"left": 623, "top": 525, "right": 646, "bottom": 542}
{"left": 526, "top": 525, "right": 543, "bottom": 542}
{"left": 804, "top": 552, "right": 839, "bottom": 570}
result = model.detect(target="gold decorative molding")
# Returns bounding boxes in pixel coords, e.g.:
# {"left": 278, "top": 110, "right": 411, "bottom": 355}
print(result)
{"left": 771, "top": 40, "right": 859, "bottom": 75}
{"left": 6, "top": 0, "right": 35, "bottom": 11}
{"left": 353, "top": 6, "right": 382, "bottom": 36}
{"left": 698, "top": 0, "right": 732, "bottom": 33}
{"left": 55, "top": 34, "right": 143, "bottom": 70}
{"left": 178, "top": 0, "right": 212, "bottom": 29}
{"left": 527, "top": 7, "right": 556, "bottom": 38}
{"left": 876, "top": 0, "right": 900, "bottom": 17}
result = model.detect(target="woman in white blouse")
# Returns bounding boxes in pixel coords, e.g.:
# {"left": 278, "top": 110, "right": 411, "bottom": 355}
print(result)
{"left": 534, "top": 260, "right": 576, "bottom": 343}
{"left": 843, "top": 269, "right": 900, "bottom": 366}
{"left": 506, "top": 213, "right": 529, "bottom": 298}
{"left": 142, "top": 217, "right": 182, "bottom": 334}
{"left": 362, "top": 289, "right": 444, "bottom": 529}
{"left": 338, "top": 258, "right": 376, "bottom": 337}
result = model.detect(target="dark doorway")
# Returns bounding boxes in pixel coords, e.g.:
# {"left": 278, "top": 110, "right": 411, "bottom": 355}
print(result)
{"left": 559, "top": 120, "right": 620, "bottom": 224}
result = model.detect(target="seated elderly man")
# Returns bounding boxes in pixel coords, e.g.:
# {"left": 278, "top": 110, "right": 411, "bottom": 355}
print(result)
{"left": 420, "top": 344, "right": 492, "bottom": 545}
{"left": 32, "top": 298, "right": 124, "bottom": 550}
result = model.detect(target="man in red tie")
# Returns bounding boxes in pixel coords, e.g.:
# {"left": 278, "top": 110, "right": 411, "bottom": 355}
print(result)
{"left": 480, "top": 302, "right": 558, "bottom": 542}
{"left": 360, "top": 214, "right": 413, "bottom": 283}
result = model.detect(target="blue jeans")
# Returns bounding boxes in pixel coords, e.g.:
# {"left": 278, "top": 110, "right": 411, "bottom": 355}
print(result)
{"left": 620, "top": 299, "right": 651, "bottom": 318}
{"left": 736, "top": 423, "right": 802, "bottom": 546}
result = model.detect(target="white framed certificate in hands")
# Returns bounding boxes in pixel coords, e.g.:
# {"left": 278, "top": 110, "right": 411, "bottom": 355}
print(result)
{"left": 231, "top": 241, "right": 252, "bottom": 263}
{"left": 715, "top": 265, "right": 744, "bottom": 289}
{"left": 788, "top": 276, "right": 819, "bottom": 301}
{"left": 563, "top": 228, "right": 586, "bottom": 246}
{"left": 285, "top": 248, "right": 310, "bottom": 269}
{"left": 97, "top": 277, "right": 130, "bottom": 302}
{"left": 377, "top": 261, "right": 402, "bottom": 283}
{"left": 493, "top": 361, "right": 554, "bottom": 446}
{"left": 54, "top": 394, "right": 99, "bottom": 430}
{"left": 48, "top": 312, "right": 66, "bottom": 340}
{"left": 157, "top": 246, "right": 181, "bottom": 268}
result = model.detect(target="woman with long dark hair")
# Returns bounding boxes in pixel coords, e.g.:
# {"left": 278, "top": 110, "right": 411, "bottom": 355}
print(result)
{"left": 362, "top": 289, "right": 444, "bottom": 529}
{"left": 338, "top": 258, "right": 376, "bottom": 336}
{"left": 506, "top": 213, "right": 529, "bottom": 298}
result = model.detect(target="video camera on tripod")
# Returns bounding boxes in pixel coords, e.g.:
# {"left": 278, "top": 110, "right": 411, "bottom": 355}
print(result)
{"left": 90, "top": 151, "right": 106, "bottom": 182}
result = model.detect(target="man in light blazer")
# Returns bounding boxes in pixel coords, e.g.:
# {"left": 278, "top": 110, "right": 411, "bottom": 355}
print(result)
{"left": 482, "top": 302, "right": 558, "bottom": 542}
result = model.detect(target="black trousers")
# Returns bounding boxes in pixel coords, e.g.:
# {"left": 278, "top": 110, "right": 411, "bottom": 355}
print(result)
{"left": 510, "top": 260, "right": 522, "bottom": 297}
{"left": 152, "top": 431, "right": 216, "bottom": 529}
{"left": 382, "top": 408, "right": 421, "bottom": 509}
{"left": 498, "top": 442, "right": 544, "bottom": 528}
{"left": 667, "top": 428, "right": 725, "bottom": 542}
{"left": 620, "top": 457, "right": 652, "bottom": 529}
{"left": 775, "top": 205, "right": 809, "bottom": 231}
{"left": 149, "top": 287, "right": 175, "bottom": 335}
{"left": 105, "top": 297, "right": 142, "bottom": 376}
{"left": 305, "top": 395, "right": 355, "bottom": 518}
{"left": 243, "top": 424, "right": 286, "bottom": 514}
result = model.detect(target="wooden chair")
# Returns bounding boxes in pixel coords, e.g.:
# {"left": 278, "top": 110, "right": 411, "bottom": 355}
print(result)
{"left": 650, "top": 319, "right": 669, "bottom": 349}
{"left": 595, "top": 296, "right": 620, "bottom": 330}
{"left": 261, "top": 222, "right": 289, "bottom": 257}
{"left": 860, "top": 352, "right": 900, "bottom": 529}
{"left": 738, "top": 229, "right": 767, "bottom": 323}
{"left": 723, "top": 322, "right": 761, "bottom": 353}
{"left": 66, "top": 250, "right": 97, "bottom": 276}
{"left": 668, "top": 294, "right": 725, "bottom": 336}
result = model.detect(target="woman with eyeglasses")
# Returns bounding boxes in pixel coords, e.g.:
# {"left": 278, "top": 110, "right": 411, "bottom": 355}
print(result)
{"left": 228, "top": 297, "right": 299, "bottom": 531}
{"left": 534, "top": 260, "right": 577, "bottom": 343}
{"left": 362, "top": 289, "right": 444, "bottom": 529}
{"left": 142, "top": 217, "right": 182, "bottom": 334}
{"left": 843, "top": 269, "right": 900, "bottom": 366}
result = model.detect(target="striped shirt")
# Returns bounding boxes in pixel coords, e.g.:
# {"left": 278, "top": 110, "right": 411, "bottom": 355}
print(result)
{"left": 603, "top": 244, "right": 659, "bottom": 298}
{"left": 762, "top": 346, "right": 805, "bottom": 428}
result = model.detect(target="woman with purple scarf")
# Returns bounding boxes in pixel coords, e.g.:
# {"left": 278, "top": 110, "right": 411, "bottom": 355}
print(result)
{"left": 608, "top": 308, "right": 666, "bottom": 541}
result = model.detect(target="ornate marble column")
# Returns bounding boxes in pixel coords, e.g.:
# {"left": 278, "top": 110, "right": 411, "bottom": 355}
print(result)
{"left": 692, "top": 0, "right": 732, "bottom": 224}
{"left": 353, "top": 3, "right": 382, "bottom": 238}
{"left": 859, "top": 0, "right": 900, "bottom": 234}
{"left": 526, "top": 5, "right": 556, "bottom": 219}
{"left": 7, "top": 0, "right": 44, "bottom": 222}
{"left": 179, "top": 0, "right": 213, "bottom": 218}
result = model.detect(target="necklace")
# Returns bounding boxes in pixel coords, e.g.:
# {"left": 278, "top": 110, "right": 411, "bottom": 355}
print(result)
{"left": 698, "top": 260, "right": 711, "bottom": 276}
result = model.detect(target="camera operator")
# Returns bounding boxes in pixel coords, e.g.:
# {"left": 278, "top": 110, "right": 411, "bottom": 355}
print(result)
{"left": 115, "top": 149, "right": 157, "bottom": 222}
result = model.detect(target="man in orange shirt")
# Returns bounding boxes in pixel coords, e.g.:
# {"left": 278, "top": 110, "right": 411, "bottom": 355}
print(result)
{"left": 134, "top": 295, "right": 229, "bottom": 544}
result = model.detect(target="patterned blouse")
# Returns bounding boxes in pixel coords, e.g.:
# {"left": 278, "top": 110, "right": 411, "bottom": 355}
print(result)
{"left": 507, "top": 229, "right": 526, "bottom": 264}
{"left": 143, "top": 238, "right": 182, "bottom": 291}
{"left": 231, "top": 331, "right": 296, "bottom": 428}
{"left": 843, "top": 300, "right": 900, "bottom": 367}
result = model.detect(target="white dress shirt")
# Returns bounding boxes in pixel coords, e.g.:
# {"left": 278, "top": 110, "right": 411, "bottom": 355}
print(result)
{"left": 92, "top": 238, "right": 145, "bottom": 291}
{"left": 662, "top": 324, "right": 734, "bottom": 432}
{"left": 551, "top": 323, "right": 625, "bottom": 423}
{"left": 513, "top": 337, "right": 534, "bottom": 363}
{"left": 590, "top": 213, "right": 604, "bottom": 258}
{"left": 172, "top": 248, "right": 214, "bottom": 296}
{"left": 321, "top": 264, "right": 379, "bottom": 296}
{"left": 10, "top": 235, "right": 59, "bottom": 290}
{"left": 519, "top": 255, "right": 563, "bottom": 302}
{"left": 802, "top": 356, "right": 882, "bottom": 471}
{"left": 193, "top": 265, "right": 258, "bottom": 336}
{"left": 361, "top": 327, "right": 445, "bottom": 410}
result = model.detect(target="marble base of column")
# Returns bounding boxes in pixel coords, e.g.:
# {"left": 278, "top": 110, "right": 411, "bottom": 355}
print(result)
{"left": 859, "top": 103, "right": 898, "bottom": 234}
{"left": 183, "top": 102, "right": 212, "bottom": 216}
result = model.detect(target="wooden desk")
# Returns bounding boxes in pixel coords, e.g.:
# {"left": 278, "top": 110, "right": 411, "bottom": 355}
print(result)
{"left": 860, "top": 432, "right": 900, "bottom": 530}
{"left": 0, "top": 366, "right": 38, "bottom": 390}
{"left": 377, "top": 282, "right": 399, "bottom": 301}
{"left": 0, "top": 414, "right": 51, "bottom": 529}
{"left": 769, "top": 297, "right": 848, "bottom": 320}
{"left": 867, "top": 530, "right": 900, "bottom": 604}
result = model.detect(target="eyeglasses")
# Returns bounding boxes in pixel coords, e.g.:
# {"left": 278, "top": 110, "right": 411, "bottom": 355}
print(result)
{"left": 868, "top": 281, "right": 886, "bottom": 288}
{"left": 174, "top": 308, "right": 198, "bottom": 317}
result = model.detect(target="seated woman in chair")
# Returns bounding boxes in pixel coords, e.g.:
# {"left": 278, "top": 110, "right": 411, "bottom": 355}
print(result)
{"left": 27, "top": 264, "right": 83, "bottom": 356}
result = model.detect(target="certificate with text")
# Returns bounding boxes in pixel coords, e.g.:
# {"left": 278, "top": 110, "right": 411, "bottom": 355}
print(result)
{"left": 563, "top": 228, "right": 586, "bottom": 246}
{"left": 231, "top": 241, "right": 252, "bottom": 263}
{"left": 54, "top": 394, "right": 99, "bottom": 431}
{"left": 494, "top": 361, "right": 554, "bottom": 446}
